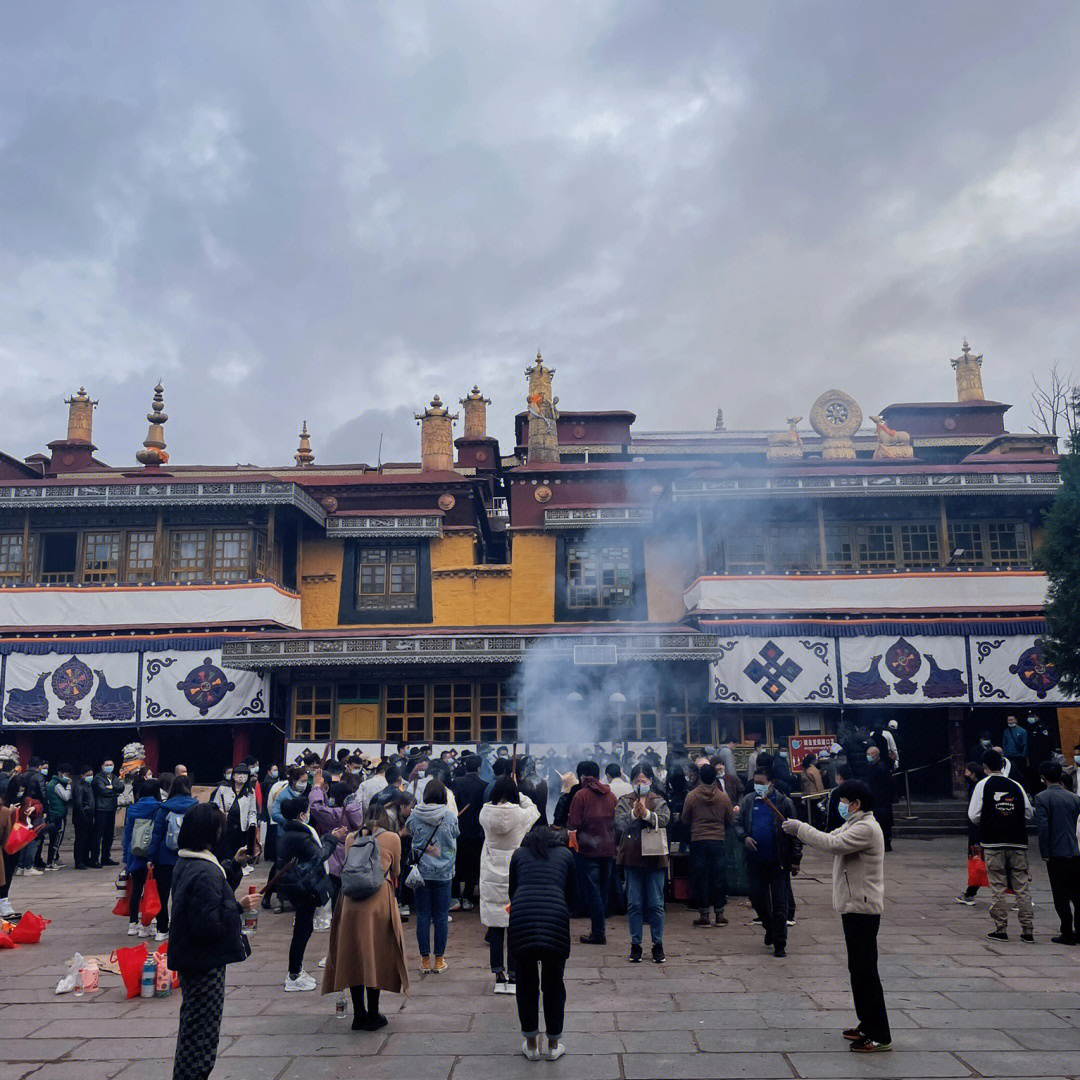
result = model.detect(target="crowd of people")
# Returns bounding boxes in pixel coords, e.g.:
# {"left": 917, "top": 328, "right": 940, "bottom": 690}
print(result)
{"left": 2, "top": 721, "right": 1079, "bottom": 1074}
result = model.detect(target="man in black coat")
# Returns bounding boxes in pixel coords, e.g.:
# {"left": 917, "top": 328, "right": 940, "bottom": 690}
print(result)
{"left": 72, "top": 765, "right": 98, "bottom": 869}
{"left": 92, "top": 758, "right": 125, "bottom": 866}
{"left": 866, "top": 746, "right": 894, "bottom": 852}
{"left": 451, "top": 755, "right": 487, "bottom": 910}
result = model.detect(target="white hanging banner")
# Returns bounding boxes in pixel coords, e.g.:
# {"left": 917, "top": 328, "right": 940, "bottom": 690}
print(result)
{"left": 971, "top": 635, "right": 1072, "bottom": 704}
{"left": 141, "top": 649, "right": 268, "bottom": 725}
{"left": 710, "top": 637, "right": 838, "bottom": 705}
{"left": 838, "top": 634, "right": 969, "bottom": 705}
{"left": 2, "top": 651, "right": 140, "bottom": 728}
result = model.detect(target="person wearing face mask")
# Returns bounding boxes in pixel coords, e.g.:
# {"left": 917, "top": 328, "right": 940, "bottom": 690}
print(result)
{"left": 733, "top": 765, "right": 801, "bottom": 958}
{"left": 681, "top": 763, "right": 735, "bottom": 928}
{"left": 1002, "top": 715, "right": 1029, "bottom": 789}
{"left": 782, "top": 780, "right": 890, "bottom": 1053}
{"left": 265, "top": 765, "right": 308, "bottom": 912}
{"left": 277, "top": 795, "right": 341, "bottom": 991}
{"left": 1063, "top": 745, "right": 1080, "bottom": 794}
{"left": 864, "top": 747, "right": 894, "bottom": 853}
{"left": 211, "top": 765, "right": 259, "bottom": 868}
{"left": 72, "top": 765, "right": 98, "bottom": 869}
{"left": 615, "top": 763, "right": 671, "bottom": 963}
{"left": 92, "top": 758, "right": 125, "bottom": 866}
{"left": 44, "top": 764, "right": 73, "bottom": 870}
{"left": 261, "top": 763, "right": 282, "bottom": 865}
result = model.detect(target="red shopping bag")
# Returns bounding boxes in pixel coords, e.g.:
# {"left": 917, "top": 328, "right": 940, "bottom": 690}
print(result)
{"left": 4, "top": 809, "right": 41, "bottom": 856}
{"left": 0, "top": 933, "right": 16, "bottom": 949}
{"left": 114, "top": 945, "right": 148, "bottom": 999}
{"left": 140, "top": 869, "right": 162, "bottom": 926}
{"left": 9, "top": 910, "right": 50, "bottom": 945}
{"left": 967, "top": 855, "right": 990, "bottom": 889}
{"left": 112, "top": 878, "right": 133, "bottom": 917}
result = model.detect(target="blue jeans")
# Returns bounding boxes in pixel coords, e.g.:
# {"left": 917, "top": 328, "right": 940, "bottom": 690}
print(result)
{"left": 625, "top": 865, "right": 666, "bottom": 945}
{"left": 415, "top": 879, "right": 452, "bottom": 957}
{"left": 578, "top": 856, "right": 612, "bottom": 939}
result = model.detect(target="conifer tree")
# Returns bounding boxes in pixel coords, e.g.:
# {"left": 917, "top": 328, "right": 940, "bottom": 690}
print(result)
{"left": 1038, "top": 412, "right": 1080, "bottom": 695}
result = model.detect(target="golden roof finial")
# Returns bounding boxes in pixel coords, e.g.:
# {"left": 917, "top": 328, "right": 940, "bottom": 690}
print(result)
{"left": 135, "top": 380, "right": 169, "bottom": 466}
{"left": 295, "top": 420, "right": 315, "bottom": 467}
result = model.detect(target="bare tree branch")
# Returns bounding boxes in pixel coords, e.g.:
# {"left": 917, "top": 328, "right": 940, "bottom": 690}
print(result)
{"left": 1030, "top": 361, "right": 1078, "bottom": 439}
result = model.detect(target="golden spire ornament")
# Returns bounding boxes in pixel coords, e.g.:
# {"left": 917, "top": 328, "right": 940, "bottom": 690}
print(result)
{"left": 135, "top": 381, "right": 169, "bottom": 466}
{"left": 295, "top": 420, "right": 315, "bottom": 467}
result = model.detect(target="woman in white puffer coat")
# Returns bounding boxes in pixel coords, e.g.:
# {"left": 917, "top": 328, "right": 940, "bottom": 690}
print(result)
{"left": 478, "top": 776, "right": 539, "bottom": 994}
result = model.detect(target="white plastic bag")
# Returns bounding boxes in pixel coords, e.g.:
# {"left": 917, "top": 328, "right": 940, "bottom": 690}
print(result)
{"left": 56, "top": 952, "right": 85, "bottom": 995}
{"left": 313, "top": 899, "right": 332, "bottom": 932}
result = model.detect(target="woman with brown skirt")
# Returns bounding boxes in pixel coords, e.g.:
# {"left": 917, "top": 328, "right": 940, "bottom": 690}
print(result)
{"left": 322, "top": 807, "right": 410, "bottom": 1030}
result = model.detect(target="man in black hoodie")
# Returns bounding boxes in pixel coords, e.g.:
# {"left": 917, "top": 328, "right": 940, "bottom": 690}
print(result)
{"left": 72, "top": 766, "right": 98, "bottom": 869}
{"left": 452, "top": 755, "right": 486, "bottom": 910}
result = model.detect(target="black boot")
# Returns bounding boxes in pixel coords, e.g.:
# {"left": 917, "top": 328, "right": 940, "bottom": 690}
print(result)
{"left": 349, "top": 986, "right": 368, "bottom": 1030}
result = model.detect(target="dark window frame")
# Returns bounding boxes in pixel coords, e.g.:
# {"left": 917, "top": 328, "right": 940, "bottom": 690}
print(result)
{"left": 338, "top": 539, "right": 433, "bottom": 624}
{"left": 554, "top": 532, "right": 648, "bottom": 622}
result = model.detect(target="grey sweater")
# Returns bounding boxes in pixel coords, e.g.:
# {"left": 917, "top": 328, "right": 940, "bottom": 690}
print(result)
{"left": 1034, "top": 785, "right": 1080, "bottom": 860}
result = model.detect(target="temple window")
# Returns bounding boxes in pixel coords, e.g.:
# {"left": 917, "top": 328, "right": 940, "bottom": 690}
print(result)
{"left": 39, "top": 531, "right": 79, "bottom": 584}
{"left": 82, "top": 530, "right": 122, "bottom": 583}
{"left": 557, "top": 534, "right": 646, "bottom": 621}
{"left": 986, "top": 522, "right": 1031, "bottom": 565}
{"left": 433, "top": 681, "right": 474, "bottom": 742}
{"left": 170, "top": 530, "right": 209, "bottom": 581}
{"left": 0, "top": 534, "right": 31, "bottom": 582}
{"left": 384, "top": 682, "right": 427, "bottom": 743}
{"left": 899, "top": 523, "right": 940, "bottom": 568}
{"left": 293, "top": 683, "right": 334, "bottom": 741}
{"left": 357, "top": 545, "right": 419, "bottom": 610}
{"left": 125, "top": 531, "right": 157, "bottom": 582}
{"left": 212, "top": 529, "right": 251, "bottom": 582}
{"left": 478, "top": 681, "right": 518, "bottom": 742}
{"left": 855, "top": 524, "right": 896, "bottom": 569}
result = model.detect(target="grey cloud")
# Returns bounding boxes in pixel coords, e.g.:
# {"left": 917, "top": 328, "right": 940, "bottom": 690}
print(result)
{"left": 3, "top": 1, "right": 1080, "bottom": 467}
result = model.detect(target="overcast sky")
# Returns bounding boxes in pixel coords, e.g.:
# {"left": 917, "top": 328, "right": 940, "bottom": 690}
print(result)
{"left": 3, "top": 2, "right": 1080, "bottom": 467}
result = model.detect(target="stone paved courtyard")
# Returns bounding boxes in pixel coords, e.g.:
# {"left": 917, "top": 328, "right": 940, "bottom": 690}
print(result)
{"left": 2, "top": 836, "right": 1079, "bottom": 1080}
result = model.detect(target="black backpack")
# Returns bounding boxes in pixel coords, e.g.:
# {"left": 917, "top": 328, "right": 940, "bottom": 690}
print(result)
{"left": 279, "top": 843, "right": 331, "bottom": 907}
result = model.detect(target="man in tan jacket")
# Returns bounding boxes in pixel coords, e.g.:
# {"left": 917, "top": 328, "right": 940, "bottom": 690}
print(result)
{"left": 783, "top": 779, "right": 890, "bottom": 1054}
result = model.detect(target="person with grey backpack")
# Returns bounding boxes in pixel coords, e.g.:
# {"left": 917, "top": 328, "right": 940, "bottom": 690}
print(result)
{"left": 122, "top": 778, "right": 164, "bottom": 939}
{"left": 149, "top": 774, "right": 199, "bottom": 940}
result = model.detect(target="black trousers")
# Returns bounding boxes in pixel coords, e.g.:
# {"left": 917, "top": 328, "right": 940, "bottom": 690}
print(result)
{"left": 689, "top": 839, "right": 727, "bottom": 913}
{"left": 842, "top": 912, "right": 890, "bottom": 1043}
{"left": 455, "top": 837, "right": 481, "bottom": 901}
{"left": 46, "top": 816, "right": 66, "bottom": 864}
{"left": 1047, "top": 856, "right": 1080, "bottom": 939}
{"left": 515, "top": 947, "right": 566, "bottom": 1039}
{"left": 73, "top": 816, "right": 95, "bottom": 867}
{"left": 747, "top": 861, "right": 789, "bottom": 947}
{"left": 0, "top": 849, "right": 17, "bottom": 899}
{"left": 289, "top": 901, "right": 316, "bottom": 976}
{"left": 94, "top": 808, "right": 116, "bottom": 863}
{"left": 155, "top": 863, "right": 174, "bottom": 934}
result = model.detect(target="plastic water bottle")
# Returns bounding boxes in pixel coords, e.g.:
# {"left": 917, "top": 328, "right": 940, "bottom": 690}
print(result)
{"left": 335, "top": 995, "right": 348, "bottom": 1020}
{"left": 73, "top": 968, "right": 84, "bottom": 998}
{"left": 243, "top": 886, "right": 259, "bottom": 935}
{"left": 140, "top": 955, "right": 157, "bottom": 999}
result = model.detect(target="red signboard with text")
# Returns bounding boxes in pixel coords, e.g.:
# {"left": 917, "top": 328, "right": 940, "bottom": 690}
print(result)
{"left": 787, "top": 735, "right": 835, "bottom": 772}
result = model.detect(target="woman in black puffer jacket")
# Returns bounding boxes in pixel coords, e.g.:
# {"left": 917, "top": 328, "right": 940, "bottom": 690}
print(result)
{"left": 169, "top": 803, "right": 258, "bottom": 1080}
{"left": 508, "top": 824, "right": 577, "bottom": 1063}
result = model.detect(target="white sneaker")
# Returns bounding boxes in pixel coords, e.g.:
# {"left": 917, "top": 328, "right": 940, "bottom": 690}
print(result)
{"left": 0, "top": 899, "right": 14, "bottom": 918}
{"left": 449, "top": 899, "right": 462, "bottom": 912}
{"left": 242, "top": 864, "right": 254, "bottom": 876}
{"left": 318, "top": 956, "right": 327, "bottom": 968}
{"left": 154, "top": 931, "right": 168, "bottom": 942}
{"left": 461, "top": 898, "right": 474, "bottom": 911}
{"left": 26, "top": 868, "right": 44, "bottom": 877}
{"left": 399, "top": 904, "right": 410, "bottom": 917}
{"left": 137, "top": 925, "right": 151, "bottom": 938}
{"left": 284, "top": 971, "right": 317, "bottom": 992}
{"left": 14, "top": 868, "right": 24, "bottom": 877}
{"left": 127, "top": 924, "right": 139, "bottom": 936}
{"left": 547, "top": 1040, "right": 566, "bottom": 1061}
{"left": 447, "top": 914, "right": 453, "bottom": 923}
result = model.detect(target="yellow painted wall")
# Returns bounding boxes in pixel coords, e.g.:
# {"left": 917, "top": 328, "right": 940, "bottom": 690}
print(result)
{"left": 508, "top": 532, "right": 556, "bottom": 624}
{"left": 431, "top": 534, "right": 476, "bottom": 570}
{"left": 645, "top": 534, "right": 689, "bottom": 623}
{"left": 299, "top": 537, "right": 346, "bottom": 629}
{"left": 1058, "top": 708, "right": 1080, "bottom": 755}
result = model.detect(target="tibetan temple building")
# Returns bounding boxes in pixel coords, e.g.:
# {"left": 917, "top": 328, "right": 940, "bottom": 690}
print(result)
{"left": 0, "top": 345, "right": 1072, "bottom": 793}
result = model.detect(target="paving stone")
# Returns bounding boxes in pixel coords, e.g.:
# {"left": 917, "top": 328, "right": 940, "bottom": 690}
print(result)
{"left": 450, "top": 1054, "right": 621, "bottom": 1080}
{"left": 955, "top": 1051, "right": 1080, "bottom": 1076}
{"left": 905, "top": 1007, "right": 1070, "bottom": 1029}
{"left": 0, "top": 1041, "right": 84, "bottom": 1063}
{"left": 622, "top": 1052, "right": 793, "bottom": 1079}
{"left": 787, "top": 1051, "right": 973, "bottom": 1077}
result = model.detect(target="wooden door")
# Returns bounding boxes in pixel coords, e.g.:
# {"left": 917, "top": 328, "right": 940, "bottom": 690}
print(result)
{"left": 338, "top": 703, "right": 379, "bottom": 740}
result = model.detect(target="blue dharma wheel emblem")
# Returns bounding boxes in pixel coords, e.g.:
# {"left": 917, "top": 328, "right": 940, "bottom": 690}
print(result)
{"left": 51, "top": 655, "right": 95, "bottom": 721}
{"left": 177, "top": 657, "right": 236, "bottom": 716}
